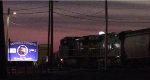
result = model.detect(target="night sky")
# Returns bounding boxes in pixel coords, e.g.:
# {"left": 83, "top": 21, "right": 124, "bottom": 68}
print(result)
{"left": 3, "top": 0, "right": 150, "bottom": 52}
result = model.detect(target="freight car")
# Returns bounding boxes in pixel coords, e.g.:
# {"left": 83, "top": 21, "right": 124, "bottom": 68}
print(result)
{"left": 119, "top": 28, "right": 150, "bottom": 65}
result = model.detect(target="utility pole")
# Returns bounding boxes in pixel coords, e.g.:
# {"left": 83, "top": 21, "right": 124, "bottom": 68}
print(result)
{"left": 50, "top": 0, "right": 54, "bottom": 71}
{"left": 104, "top": 0, "right": 108, "bottom": 71}
{"left": 48, "top": 0, "right": 53, "bottom": 72}
{"left": 6, "top": 8, "right": 10, "bottom": 61}
{"left": 0, "top": 0, "right": 7, "bottom": 78}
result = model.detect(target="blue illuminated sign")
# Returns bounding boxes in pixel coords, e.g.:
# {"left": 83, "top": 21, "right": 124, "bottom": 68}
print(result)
{"left": 8, "top": 41, "right": 38, "bottom": 61}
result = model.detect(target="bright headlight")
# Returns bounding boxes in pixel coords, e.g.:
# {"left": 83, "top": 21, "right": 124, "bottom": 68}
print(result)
{"left": 114, "top": 43, "right": 120, "bottom": 48}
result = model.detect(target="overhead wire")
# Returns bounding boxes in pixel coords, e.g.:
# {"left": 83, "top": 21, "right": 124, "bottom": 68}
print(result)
{"left": 11, "top": 11, "right": 150, "bottom": 23}
{"left": 12, "top": 6, "right": 48, "bottom": 11}
{"left": 5, "top": 5, "right": 150, "bottom": 24}
{"left": 54, "top": 7, "right": 105, "bottom": 19}
{"left": 53, "top": 11, "right": 102, "bottom": 22}
{"left": 16, "top": 11, "right": 49, "bottom": 14}
{"left": 53, "top": 7, "right": 150, "bottom": 23}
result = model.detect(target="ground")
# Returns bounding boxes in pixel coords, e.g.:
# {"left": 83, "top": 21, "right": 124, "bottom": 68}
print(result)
{"left": 3, "top": 70, "right": 150, "bottom": 80}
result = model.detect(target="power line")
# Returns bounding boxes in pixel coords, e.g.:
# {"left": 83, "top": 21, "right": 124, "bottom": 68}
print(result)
{"left": 53, "top": 11, "right": 103, "bottom": 22}
{"left": 54, "top": 11, "right": 150, "bottom": 23}
{"left": 108, "top": 16, "right": 150, "bottom": 21}
{"left": 16, "top": 11, "right": 48, "bottom": 14}
{"left": 55, "top": 7, "right": 105, "bottom": 19}
{"left": 5, "top": 5, "right": 150, "bottom": 23}
{"left": 54, "top": 7, "right": 150, "bottom": 23}
{"left": 109, "top": 20, "right": 150, "bottom": 23}
{"left": 4, "top": 8, "right": 150, "bottom": 23}
{"left": 13, "top": 6, "right": 48, "bottom": 11}
{"left": 16, "top": 10, "right": 150, "bottom": 23}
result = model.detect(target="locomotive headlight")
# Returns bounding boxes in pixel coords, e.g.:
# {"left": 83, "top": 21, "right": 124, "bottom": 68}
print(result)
{"left": 109, "top": 44, "right": 112, "bottom": 49}
{"left": 60, "top": 58, "right": 64, "bottom": 62}
{"left": 114, "top": 43, "right": 120, "bottom": 48}
{"left": 116, "top": 56, "right": 120, "bottom": 58}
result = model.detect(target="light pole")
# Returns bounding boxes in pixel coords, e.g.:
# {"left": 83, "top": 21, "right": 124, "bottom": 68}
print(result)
{"left": 6, "top": 8, "right": 16, "bottom": 61}
{"left": 48, "top": 0, "right": 53, "bottom": 71}
{"left": 6, "top": 8, "right": 10, "bottom": 61}
{"left": 104, "top": 0, "right": 108, "bottom": 71}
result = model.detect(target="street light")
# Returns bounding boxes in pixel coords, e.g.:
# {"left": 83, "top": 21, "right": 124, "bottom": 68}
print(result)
{"left": 6, "top": 8, "right": 10, "bottom": 60}
{"left": 13, "top": 12, "right": 17, "bottom": 15}
{"left": 6, "top": 8, "right": 16, "bottom": 60}
{"left": 7, "top": 9, "right": 17, "bottom": 27}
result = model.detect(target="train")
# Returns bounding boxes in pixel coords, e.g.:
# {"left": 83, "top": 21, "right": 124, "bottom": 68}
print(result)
{"left": 59, "top": 28, "right": 150, "bottom": 69}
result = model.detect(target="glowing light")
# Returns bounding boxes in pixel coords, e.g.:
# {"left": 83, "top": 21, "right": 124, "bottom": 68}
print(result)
{"left": 116, "top": 56, "right": 120, "bottom": 58}
{"left": 109, "top": 44, "right": 112, "bottom": 49}
{"left": 75, "top": 39, "right": 79, "bottom": 41}
{"left": 114, "top": 43, "right": 120, "bottom": 48}
{"left": 60, "top": 58, "right": 64, "bottom": 62}
{"left": 13, "top": 12, "right": 17, "bottom": 15}
{"left": 103, "top": 43, "right": 105, "bottom": 48}
{"left": 99, "top": 31, "right": 105, "bottom": 35}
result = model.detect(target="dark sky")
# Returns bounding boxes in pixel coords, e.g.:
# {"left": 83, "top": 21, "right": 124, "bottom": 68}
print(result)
{"left": 3, "top": 1, "right": 150, "bottom": 52}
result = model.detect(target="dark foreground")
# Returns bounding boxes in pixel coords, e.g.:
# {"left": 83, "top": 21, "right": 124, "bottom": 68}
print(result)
{"left": 2, "top": 70, "right": 150, "bottom": 80}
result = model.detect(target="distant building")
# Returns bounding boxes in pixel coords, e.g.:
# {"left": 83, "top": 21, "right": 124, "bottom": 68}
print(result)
{"left": 38, "top": 44, "right": 48, "bottom": 64}
{"left": 38, "top": 44, "right": 59, "bottom": 66}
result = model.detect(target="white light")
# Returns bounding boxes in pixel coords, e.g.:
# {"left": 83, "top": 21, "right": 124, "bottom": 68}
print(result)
{"left": 114, "top": 43, "right": 120, "bottom": 48}
{"left": 13, "top": 12, "right": 17, "bottom": 15}
{"left": 99, "top": 31, "right": 105, "bottom": 35}
{"left": 46, "top": 56, "right": 48, "bottom": 62}
{"left": 75, "top": 39, "right": 79, "bottom": 41}
{"left": 109, "top": 44, "right": 112, "bottom": 49}
{"left": 103, "top": 43, "right": 105, "bottom": 48}
{"left": 80, "top": 48, "right": 84, "bottom": 50}
{"left": 60, "top": 58, "right": 63, "bottom": 62}
{"left": 116, "top": 56, "right": 120, "bottom": 58}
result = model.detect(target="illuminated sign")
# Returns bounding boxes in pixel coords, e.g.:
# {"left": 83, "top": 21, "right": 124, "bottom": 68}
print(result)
{"left": 8, "top": 41, "right": 38, "bottom": 61}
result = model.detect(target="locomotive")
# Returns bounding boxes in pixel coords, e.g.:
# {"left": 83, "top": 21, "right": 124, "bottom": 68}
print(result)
{"left": 59, "top": 28, "right": 150, "bottom": 69}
